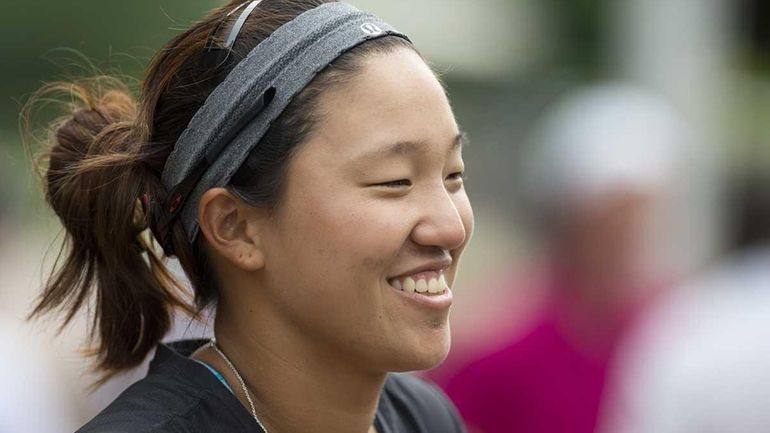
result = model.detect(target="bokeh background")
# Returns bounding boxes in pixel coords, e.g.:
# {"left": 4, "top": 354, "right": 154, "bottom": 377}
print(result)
{"left": 1, "top": 0, "right": 769, "bottom": 432}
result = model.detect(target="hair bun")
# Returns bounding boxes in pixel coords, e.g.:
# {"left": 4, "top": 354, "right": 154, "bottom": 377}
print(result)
{"left": 63, "top": 106, "right": 109, "bottom": 142}
{"left": 36, "top": 82, "right": 139, "bottom": 242}
{"left": 53, "top": 86, "right": 137, "bottom": 157}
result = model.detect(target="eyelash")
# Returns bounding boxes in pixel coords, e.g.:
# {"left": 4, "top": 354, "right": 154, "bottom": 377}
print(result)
{"left": 379, "top": 179, "right": 412, "bottom": 188}
{"left": 376, "top": 172, "right": 465, "bottom": 188}
{"left": 447, "top": 171, "right": 466, "bottom": 181}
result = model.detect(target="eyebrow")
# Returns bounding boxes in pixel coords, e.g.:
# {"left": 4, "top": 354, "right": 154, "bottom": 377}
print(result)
{"left": 354, "top": 131, "right": 468, "bottom": 162}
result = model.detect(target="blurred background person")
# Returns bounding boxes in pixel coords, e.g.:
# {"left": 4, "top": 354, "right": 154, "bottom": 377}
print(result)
{"left": 598, "top": 171, "right": 770, "bottom": 433}
{"left": 428, "top": 83, "right": 689, "bottom": 433}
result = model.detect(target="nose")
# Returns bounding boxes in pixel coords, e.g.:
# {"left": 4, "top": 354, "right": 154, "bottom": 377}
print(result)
{"left": 410, "top": 187, "right": 468, "bottom": 251}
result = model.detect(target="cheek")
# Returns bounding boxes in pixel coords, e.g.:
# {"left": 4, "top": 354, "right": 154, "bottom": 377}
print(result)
{"left": 289, "top": 194, "right": 412, "bottom": 274}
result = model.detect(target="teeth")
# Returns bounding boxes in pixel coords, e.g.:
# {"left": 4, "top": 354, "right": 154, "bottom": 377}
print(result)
{"left": 428, "top": 278, "right": 441, "bottom": 294}
{"left": 415, "top": 279, "right": 428, "bottom": 293}
{"left": 392, "top": 274, "right": 448, "bottom": 295}
{"left": 404, "top": 277, "right": 416, "bottom": 293}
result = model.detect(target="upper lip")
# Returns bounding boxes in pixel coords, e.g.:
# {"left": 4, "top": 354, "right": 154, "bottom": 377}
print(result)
{"left": 389, "top": 257, "right": 453, "bottom": 280}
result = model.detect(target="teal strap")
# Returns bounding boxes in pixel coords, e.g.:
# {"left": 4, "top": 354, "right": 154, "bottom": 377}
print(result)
{"left": 194, "top": 359, "right": 235, "bottom": 394}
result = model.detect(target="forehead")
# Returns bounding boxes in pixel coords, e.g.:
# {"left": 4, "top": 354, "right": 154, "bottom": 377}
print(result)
{"left": 301, "top": 48, "right": 460, "bottom": 164}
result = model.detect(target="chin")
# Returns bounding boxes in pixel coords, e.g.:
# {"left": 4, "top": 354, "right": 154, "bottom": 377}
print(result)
{"left": 388, "top": 329, "right": 451, "bottom": 372}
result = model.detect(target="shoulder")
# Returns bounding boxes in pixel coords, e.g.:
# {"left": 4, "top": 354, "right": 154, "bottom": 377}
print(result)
{"left": 380, "top": 373, "right": 466, "bottom": 433}
{"left": 75, "top": 373, "right": 211, "bottom": 433}
{"left": 75, "top": 342, "right": 253, "bottom": 433}
{"left": 383, "top": 373, "right": 447, "bottom": 404}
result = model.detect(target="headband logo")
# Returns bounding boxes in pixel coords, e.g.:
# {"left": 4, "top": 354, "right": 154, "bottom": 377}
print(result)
{"left": 360, "top": 23, "right": 383, "bottom": 36}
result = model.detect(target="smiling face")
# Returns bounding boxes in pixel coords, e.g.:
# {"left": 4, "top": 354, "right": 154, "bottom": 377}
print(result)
{"left": 256, "top": 47, "right": 474, "bottom": 373}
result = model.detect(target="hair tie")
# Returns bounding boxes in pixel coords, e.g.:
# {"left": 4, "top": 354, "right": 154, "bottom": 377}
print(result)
{"left": 137, "top": 193, "right": 175, "bottom": 256}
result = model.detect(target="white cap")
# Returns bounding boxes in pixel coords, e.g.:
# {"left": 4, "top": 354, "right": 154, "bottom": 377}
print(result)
{"left": 523, "top": 83, "right": 688, "bottom": 210}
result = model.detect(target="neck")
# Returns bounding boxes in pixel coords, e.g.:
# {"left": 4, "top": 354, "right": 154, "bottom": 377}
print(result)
{"left": 200, "top": 303, "right": 385, "bottom": 433}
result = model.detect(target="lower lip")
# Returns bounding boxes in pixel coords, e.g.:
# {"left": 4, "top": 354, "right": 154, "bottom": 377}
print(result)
{"left": 389, "top": 284, "right": 453, "bottom": 310}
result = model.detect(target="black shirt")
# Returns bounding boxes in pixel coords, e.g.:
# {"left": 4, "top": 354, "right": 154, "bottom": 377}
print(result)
{"left": 76, "top": 340, "right": 467, "bottom": 433}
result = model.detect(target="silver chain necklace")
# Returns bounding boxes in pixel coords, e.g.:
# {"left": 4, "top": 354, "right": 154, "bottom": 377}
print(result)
{"left": 209, "top": 339, "right": 270, "bottom": 432}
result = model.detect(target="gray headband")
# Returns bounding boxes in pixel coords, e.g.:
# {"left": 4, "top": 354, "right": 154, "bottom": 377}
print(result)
{"left": 158, "top": 2, "right": 410, "bottom": 249}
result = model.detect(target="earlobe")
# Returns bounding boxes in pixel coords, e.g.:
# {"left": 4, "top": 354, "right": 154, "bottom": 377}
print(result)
{"left": 198, "top": 188, "right": 266, "bottom": 272}
{"left": 236, "top": 247, "right": 265, "bottom": 272}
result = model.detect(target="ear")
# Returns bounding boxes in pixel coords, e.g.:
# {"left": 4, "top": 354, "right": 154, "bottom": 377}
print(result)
{"left": 197, "top": 188, "right": 266, "bottom": 272}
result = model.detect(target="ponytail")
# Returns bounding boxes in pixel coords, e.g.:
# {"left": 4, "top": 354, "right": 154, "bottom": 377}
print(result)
{"left": 24, "top": 77, "right": 191, "bottom": 380}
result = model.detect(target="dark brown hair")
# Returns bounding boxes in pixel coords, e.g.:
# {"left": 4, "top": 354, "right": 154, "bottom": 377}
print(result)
{"left": 23, "top": 0, "right": 415, "bottom": 379}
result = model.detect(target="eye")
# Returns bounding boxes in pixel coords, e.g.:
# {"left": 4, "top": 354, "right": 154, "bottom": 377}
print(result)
{"left": 447, "top": 171, "right": 465, "bottom": 182}
{"left": 375, "top": 179, "right": 412, "bottom": 188}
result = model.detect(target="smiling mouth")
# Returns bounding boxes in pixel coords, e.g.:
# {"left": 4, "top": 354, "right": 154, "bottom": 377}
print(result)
{"left": 388, "top": 271, "right": 448, "bottom": 295}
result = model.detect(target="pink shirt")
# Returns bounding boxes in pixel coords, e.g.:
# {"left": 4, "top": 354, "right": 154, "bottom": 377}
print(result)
{"left": 432, "top": 271, "right": 649, "bottom": 433}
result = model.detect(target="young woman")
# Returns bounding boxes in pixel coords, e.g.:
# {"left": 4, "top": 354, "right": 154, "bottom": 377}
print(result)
{"left": 26, "top": 0, "right": 473, "bottom": 432}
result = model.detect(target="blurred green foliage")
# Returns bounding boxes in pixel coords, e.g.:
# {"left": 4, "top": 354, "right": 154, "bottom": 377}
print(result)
{"left": 0, "top": 1, "right": 221, "bottom": 224}
{"left": 1, "top": 1, "right": 221, "bottom": 127}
